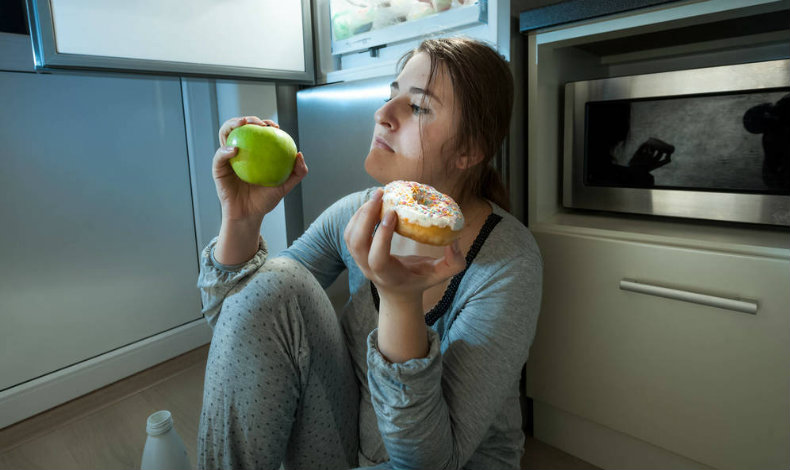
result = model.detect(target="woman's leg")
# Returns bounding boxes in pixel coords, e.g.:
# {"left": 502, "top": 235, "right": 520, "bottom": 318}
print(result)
{"left": 198, "top": 257, "right": 360, "bottom": 470}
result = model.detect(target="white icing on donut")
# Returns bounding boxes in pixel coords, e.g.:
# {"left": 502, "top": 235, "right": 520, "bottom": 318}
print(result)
{"left": 382, "top": 180, "right": 464, "bottom": 231}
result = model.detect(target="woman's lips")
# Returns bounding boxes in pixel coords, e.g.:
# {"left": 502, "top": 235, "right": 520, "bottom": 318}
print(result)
{"left": 374, "top": 136, "right": 394, "bottom": 152}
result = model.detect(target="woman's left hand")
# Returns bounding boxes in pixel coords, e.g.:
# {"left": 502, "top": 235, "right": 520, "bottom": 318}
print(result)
{"left": 344, "top": 188, "right": 466, "bottom": 304}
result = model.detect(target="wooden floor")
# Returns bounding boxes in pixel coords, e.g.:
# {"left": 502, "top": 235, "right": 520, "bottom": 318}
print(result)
{"left": 0, "top": 345, "right": 598, "bottom": 470}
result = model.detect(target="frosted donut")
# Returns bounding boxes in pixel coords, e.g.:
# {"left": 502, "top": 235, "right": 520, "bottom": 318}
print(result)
{"left": 381, "top": 180, "right": 464, "bottom": 246}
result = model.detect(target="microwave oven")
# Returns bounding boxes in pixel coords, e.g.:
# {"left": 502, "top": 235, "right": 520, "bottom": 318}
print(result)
{"left": 563, "top": 59, "right": 789, "bottom": 226}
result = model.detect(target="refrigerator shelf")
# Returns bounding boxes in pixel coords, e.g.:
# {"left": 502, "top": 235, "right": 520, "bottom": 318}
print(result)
{"left": 331, "top": 1, "right": 486, "bottom": 56}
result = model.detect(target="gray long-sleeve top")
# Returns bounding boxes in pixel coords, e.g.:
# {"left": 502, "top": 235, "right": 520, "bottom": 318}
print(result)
{"left": 198, "top": 188, "right": 543, "bottom": 469}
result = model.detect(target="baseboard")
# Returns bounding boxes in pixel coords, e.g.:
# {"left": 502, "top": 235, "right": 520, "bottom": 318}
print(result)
{"left": 532, "top": 400, "right": 714, "bottom": 470}
{"left": 0, "top": 319, "right": 212, "bottom": 429}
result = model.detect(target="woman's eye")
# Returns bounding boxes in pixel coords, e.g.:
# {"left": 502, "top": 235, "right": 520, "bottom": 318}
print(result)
{"left": 383, "top": 97, "right": 428, "bottom": 115}
{"left": 410, "top": 104, "right": 429, "bottom": 115}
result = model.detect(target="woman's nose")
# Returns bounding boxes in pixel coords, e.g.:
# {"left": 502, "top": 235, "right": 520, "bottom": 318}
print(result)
{"left": 374, "top": 100, "right": 397, "bottom": 131}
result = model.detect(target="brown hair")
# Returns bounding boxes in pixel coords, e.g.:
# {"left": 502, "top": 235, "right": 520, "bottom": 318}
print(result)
{"left": 398, "top": 37, "right": 513, "bottom": 211}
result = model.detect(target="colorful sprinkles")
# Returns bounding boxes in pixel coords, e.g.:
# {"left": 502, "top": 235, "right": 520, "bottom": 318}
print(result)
{"left": 382, "top": 180, "right": 464, "bottom": 230}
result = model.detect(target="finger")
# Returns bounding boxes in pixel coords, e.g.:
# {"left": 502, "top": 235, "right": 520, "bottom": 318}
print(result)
{"left": 344, "top": 189, "right": 384, "bottom": 269}
{"left": 346, "top": 189, "right": 383, "bottom": 250}
{"left": 368, "top": 209, "right": 397, "bottom": 272}
{"left": 342, "top": 186, "right": 369, "bottom": 244}
{"left": 279, "top": 153, "right": 308, "bottom": 195}
{"left": 242, "top": 116, "right": 266, "bottom": 127}
{"left": 219, "top": 117, "right": 247, "bottom": 145}
{"left": 262, "top": 119, "right": 280, "bottom": 128}
{"left": 212, "top": 145, "right": 239, "bottom": 177}
{"left": 394, "top": 244, "right": 464, "bottom": 287}
{"left": 242, "top": 117, "right": 280, "bottom": 129}
{"left": 213, "top": 145, "right": 238, "bottom": 166}
{"left": 219, "top": 117, "right": 248, "bottom": 146}
{"left": 431, "top": 240, "right": 466, "bottom": 281}
{"left": 294, "top": 152, "right": 307, "bottom": 175}
{"left": 344, "top": 209, "right": 372, "bottom": 275}
{"left": 245, "top": 116, "right": 279, "bottom": 128}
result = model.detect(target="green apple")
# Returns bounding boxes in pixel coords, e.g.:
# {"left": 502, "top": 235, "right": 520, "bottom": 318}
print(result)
{"left": 227, "top": 124, "right": 297, "bottom": 187}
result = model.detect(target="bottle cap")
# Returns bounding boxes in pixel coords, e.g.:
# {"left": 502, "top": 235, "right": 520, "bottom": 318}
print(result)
{"left": 146, "top": 410, "right": 174, "bottom": 436}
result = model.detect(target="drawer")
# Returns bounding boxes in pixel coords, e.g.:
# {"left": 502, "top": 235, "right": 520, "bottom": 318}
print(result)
{"left": 527, "top": 231, "right": 790, "bottom": 470}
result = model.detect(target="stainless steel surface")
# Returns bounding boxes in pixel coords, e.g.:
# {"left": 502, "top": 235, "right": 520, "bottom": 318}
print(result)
{"left": 0, "top": 70, "right": 202, "bottom": 391}
{"left": 276, "top": 84, "right": 306, "bottom": 245}
{"left": 25, "top": 0, "right": 315, "bottom": 83}
{"left": 620, "top": 279, "right": 758, "bottom": 314}
{"left": 296, "top": 77, "right": 388, "bottom": 226}
{"left": 0, "top": 32, "right": 35, "bottom": 72}
{"left": 563, "top": 59, "right": 790, "bottom": 226}
{"left": 295, "top": 77, "right": 389, "bottom": 309}
{"left": 182, "top": 77, "right": 222, "bottom": 262}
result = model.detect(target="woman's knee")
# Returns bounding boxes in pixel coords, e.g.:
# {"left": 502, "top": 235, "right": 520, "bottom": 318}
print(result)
{"left": 255, "top": 256, "right": 333, "bottom": 315}
{"left": 215, "top": 257, "right": 325, "bottom": 329}
{"left": 207, "top": 256, "right": 338, "bottom": 378}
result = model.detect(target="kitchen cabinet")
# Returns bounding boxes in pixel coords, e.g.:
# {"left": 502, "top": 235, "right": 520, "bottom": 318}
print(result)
{"left": 521, "top": 0, "right": 790, "bottom": 468}
{"left": 529, "top": 231, "right": 789, "bottom": 469}
{"left": 0, "top": 65, "right": 213, "bottom": 427}
{"left": 0, "top": 19, "right": 306, "bottom": 426}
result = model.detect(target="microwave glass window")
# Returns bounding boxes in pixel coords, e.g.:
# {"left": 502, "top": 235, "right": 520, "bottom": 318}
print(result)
{"left": 584, "top": 90, "right": 790, "bottom": 194}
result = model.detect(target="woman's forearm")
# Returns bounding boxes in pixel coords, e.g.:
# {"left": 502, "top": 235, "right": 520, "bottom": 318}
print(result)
{"left": 377, "top": 293, "right": 428, "bottom": 363}
{"left": 214, "top": 216, "right": 264, "bottom": 266}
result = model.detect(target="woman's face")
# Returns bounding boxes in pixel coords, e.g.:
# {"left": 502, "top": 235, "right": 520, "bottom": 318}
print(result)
{"left": 365, "top": 52, "right": 460, "bottom": 192}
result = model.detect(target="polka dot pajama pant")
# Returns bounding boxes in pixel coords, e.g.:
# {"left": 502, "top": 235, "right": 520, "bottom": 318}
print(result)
{"left": 197, "top": 257, "right": 361, "bottom": 470}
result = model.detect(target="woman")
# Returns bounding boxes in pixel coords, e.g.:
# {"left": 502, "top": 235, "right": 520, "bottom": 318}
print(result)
{"left": 198, "top": 37, "right": 542, "bottom": 470}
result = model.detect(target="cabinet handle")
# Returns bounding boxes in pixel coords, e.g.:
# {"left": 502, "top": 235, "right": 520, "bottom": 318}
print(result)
{"left": 619, "top": 279, "right": 757, "bottom": 314}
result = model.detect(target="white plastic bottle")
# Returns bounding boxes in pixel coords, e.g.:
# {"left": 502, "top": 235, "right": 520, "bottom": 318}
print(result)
{"left": 141, "top": 410, "right": 192, "bottom": 470}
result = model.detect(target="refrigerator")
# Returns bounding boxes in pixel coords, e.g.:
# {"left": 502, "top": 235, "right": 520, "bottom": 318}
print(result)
{"left": 296, "top": 76, "right": 390, "bottom": 229}
{"left": 294, "top": 76, "right": 392, "bottom": 308}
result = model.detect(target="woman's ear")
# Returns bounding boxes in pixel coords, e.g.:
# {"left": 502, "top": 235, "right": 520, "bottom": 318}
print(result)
{"left": 455, "top": 152, "right": 485, "bottom": 170}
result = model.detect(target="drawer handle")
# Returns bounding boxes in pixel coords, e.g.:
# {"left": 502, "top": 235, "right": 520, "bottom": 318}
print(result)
{"left": 619, "top": 279, "right": 758, "bottom": 314}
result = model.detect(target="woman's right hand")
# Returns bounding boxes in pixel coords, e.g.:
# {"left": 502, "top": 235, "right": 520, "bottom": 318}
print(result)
{"left": 213, "top": 116, "right": 308, "bottom": 223}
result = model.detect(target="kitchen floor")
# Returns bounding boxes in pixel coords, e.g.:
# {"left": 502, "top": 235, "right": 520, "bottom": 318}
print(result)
{"left": 0, "top": 346, "right": 599, "bottom": 470}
